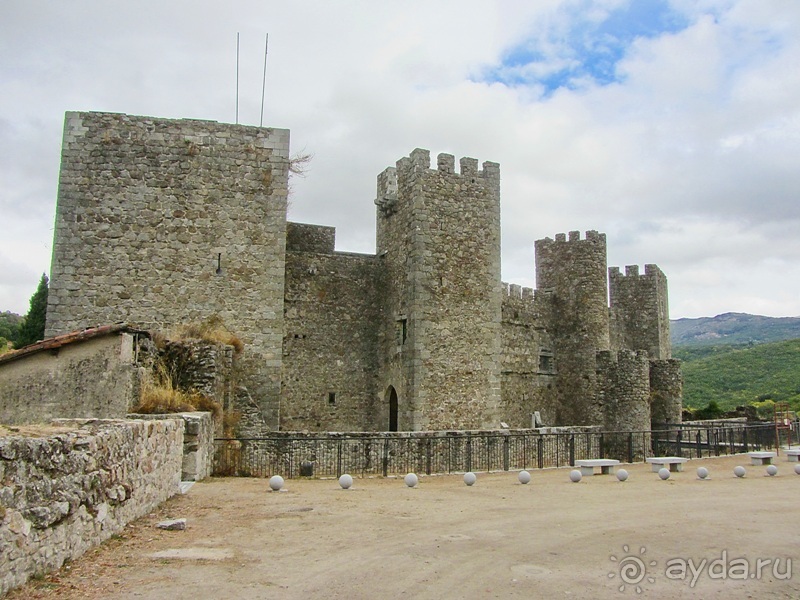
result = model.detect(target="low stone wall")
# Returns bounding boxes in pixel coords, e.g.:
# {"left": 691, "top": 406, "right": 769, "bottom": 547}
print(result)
{"left": 0, "top": 418, "right": 183, "bottom": 596}
{"left": 130, "top": 412, "right": 215, "bottom": 481}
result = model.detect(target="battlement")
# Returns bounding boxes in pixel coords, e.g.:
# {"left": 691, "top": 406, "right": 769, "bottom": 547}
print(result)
{"left": 395, "top": 148, "right": 499, "bottom": 179}
{"left": 596, "top": 348, "right": 649, "bottom": 367}
{"left": 609, "top": 264, "right": 665, "bottom": 279}
{"left": 502, "top": 282, "right": 535, "bottom": 301}
{"left": 542, "top": 230, "right": 606, "bottom": 245}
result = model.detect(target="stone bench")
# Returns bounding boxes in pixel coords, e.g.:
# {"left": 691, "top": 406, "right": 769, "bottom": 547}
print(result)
{"left": 784, "top": 449, "right": 800, "bottom": 462}
{"left": 646, "top": 456, "right": 689, "bottom": 472}
{"left": 575, "top": 459, "right": 619, "bottom": 476}
{"left": 748, "top": 451, "right": 777, "bottom": 465}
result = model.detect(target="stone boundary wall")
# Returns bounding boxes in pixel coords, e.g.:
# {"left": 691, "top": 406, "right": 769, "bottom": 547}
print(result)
{"left": 0, "top": 418, "right": 183, "bottom": 596}
{"left": 129, "top": 412, "right": 214, "bottom": 481}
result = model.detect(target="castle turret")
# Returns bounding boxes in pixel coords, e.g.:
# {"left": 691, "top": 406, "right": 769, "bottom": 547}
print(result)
{"left": 609, "top": 264, "right": 671, "bottom": 359}
{"left": 534, "top": 231, "right": 609, "bottom": 426}
{"left": 649, "top": 358, "right": 683, "bottom": 428}
{"left": 376, "top": 149, "right": 502, "bottom": 430}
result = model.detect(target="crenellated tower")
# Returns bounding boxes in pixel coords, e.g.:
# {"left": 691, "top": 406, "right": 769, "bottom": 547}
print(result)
{"left": 534, "top": 231, "right": 610, "bottom": 426}
{"left": 375, "top": 149, "right": 502, "bottom": 431}
{"left": 609, "top": 264, "right": 671, "bottom": 359}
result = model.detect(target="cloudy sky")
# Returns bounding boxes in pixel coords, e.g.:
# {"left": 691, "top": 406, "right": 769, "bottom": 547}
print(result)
{"left": 1, "top": 0, "right": 799, "bottom": 319}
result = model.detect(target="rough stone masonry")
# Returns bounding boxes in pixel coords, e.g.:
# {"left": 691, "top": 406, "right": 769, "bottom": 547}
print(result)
{"left": 45, "top": 111, "right": 681, "bottom": 434}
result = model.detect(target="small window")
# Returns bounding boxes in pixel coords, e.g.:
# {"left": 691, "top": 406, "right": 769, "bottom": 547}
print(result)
{"left": 538, "top": 351, "right": 554, "bottom": 374}
{"left": 328, "top": 392, "right": 336, "bottom": 406}
{"left": 396, "top": 318, "right": 407, "bottom": 345}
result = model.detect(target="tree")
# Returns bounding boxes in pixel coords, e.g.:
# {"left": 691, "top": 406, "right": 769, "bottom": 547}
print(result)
{"left": 0, "top": 311, "right": 23, "bottom": 345}
{"left": 15, "top": 274, "right": 49, "bottom": 349}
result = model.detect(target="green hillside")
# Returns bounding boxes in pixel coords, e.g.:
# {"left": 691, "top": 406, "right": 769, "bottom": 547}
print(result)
{"left": 675, "top": 339, "right": 800, "bottom": 415}
{"left": 671, "top": 312, "right": 800, "bottom": 347}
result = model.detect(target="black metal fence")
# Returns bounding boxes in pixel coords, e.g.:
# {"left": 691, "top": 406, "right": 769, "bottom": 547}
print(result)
{"left": 213, "top": 423, "right": 777, "bottom": 479}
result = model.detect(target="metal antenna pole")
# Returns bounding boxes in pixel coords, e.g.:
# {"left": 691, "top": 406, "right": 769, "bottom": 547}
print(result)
{"left": 235, "top": 32, "right": 240, "bottom": 124}
{"left": 260, "top": 33, "right": 269, "bottom": 127}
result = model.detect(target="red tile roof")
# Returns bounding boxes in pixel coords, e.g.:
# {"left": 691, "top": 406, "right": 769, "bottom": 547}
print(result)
{"left": 0, "top": 324, "right": 147, "bottom": 366}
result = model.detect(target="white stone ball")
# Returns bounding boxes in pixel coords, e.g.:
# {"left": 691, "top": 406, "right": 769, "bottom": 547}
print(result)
{"left": 794, "top": 464, "right": 800, "bottom": 476}
{"left": 616, "top": 469, "right": 629, "bottom": 482}
{"left": 518, "top": 470, "right": 531, "bottom": 484}
{"left": 463, "top": 472, "right": 477, "bottom": 486}
{"left": 404, "top": 473, "right": 419, "bottom": 488}
{"left": 734, "top": 466, "right": 746, "bottom": 478}
{"left": 658, "top": 468, "right": 670, "bottom": 480}
{"left": 268, "top": 475, "right": 284, "bottom": 491}
{"left": 697, "top": 467, "right": 709, "bottom": 480}
{"left": 569, "top": 469, "right": 582, "bottom": 483}
{"left": 339, "top": 474, "right": 354, "bottom": 489}
{"left": 766, "top": 465, "right": 778, "bottom": 477}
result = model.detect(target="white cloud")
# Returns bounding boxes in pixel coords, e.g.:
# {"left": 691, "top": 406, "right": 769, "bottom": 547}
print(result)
{"left": 0, "top": 0, "right": 799, "bottom": 318}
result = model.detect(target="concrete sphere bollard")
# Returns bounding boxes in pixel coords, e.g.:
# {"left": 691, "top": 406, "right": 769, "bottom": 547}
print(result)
{"left": 404, "top": 473, "right": 419, "bottom": 488}
{"left": 766, "top": 464, "right": 778, "bottom": 477}
{"left": 734, "top": 466, "right": 746, "bottom": 478}
{"left": 339, "top": 474, "right": 354, "bottom": 489}
{"left": 569, "top": 469, "right": 582, "bottom": 483}
{"left": 464, "top": 472, "right": 477, "bottom": 486}
{"left": 616, "top": 469, "right": 629, "bottom": 482}
{"left": 268, "top": 475, "right": 284, "bottom": 491}
{"left": 697, "top": 467, "right": 709, "bottom": 480}
{"left": 795, "top": 464, "right": 800, "bottom": 476}
{"left": 658, "top": 468, "right": 670, "bottom": 480}
{"left": 518, "top": 470, "right": 531, "bottom": 484}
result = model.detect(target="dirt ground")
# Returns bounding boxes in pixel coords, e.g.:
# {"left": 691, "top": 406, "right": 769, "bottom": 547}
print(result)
{"left": 8, "top": 454, "right": 800, "bottom": 599}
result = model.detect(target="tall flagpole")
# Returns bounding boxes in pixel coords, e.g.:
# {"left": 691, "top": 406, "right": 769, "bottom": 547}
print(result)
{"left": 260, "top": 34, "right": 269, "bottom": 127}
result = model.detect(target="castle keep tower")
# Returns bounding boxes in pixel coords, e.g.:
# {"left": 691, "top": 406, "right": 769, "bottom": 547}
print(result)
{"left": 47, "top": 112, "right": 290, "bottom": 428}
{"left": 375, "top": 150, "right": 503, "bottom": 430}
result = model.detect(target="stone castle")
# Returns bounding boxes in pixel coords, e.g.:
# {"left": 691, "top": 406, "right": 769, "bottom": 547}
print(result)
{"left": 45, "top": 111, "right": 682, "bottom": 433}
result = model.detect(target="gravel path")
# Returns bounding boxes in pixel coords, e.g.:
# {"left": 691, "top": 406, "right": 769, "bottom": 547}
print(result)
{"left": 9, "top": 454, "right": 800, "bottom": 599}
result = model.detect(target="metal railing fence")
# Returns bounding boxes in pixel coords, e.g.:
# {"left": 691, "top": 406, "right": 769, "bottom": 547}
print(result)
{"left": 213, "top": 422, "right": 776, "bottom": 479}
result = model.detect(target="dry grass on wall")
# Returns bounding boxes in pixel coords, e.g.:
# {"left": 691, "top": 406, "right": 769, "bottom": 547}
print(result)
{"left": 132, "top": 363, "right": 222, "bottom": 420}
{"left": 169, "top": 315, "right": 244, "bottom": 354}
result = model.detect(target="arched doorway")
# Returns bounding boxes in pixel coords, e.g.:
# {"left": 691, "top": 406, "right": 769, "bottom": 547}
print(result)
{"left": 388, "top": 386, "right": 398, "bottom": 432}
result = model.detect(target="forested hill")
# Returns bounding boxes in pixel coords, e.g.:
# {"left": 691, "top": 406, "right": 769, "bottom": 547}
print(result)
{"left": 671, "top": 312, "right": 800, "bottom": 347}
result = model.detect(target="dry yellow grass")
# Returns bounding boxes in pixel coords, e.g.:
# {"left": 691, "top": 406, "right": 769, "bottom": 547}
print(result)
{"left": 170, "top": 315, "right": 244, "bottom": 353}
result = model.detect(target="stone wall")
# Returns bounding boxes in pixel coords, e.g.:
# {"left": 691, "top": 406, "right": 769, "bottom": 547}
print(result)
{"left": 46, "top": 111, "right": 290, "bottom": 429}
{"left": 129, "top": 412, "right": 214, "bottom": 481}
{"left": 286, "top": 222, "right": 335, "bottom": 253}
{"left": 0, "top": 418, "right": 183, "bottom": 596}
{"left": 0, "top": 333, "right": 140, "bottom": 426}
{"left": 158, "top": 340, "right": 235, "bottom": 424}
{"left": 499, "top": 284, "right": 558, "bottom": 427}
{"left": 609, "top": 264, "right": 671, "bottom": 360}
{"left": 282, "top": 248, "right": 383, "bottom": 431}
